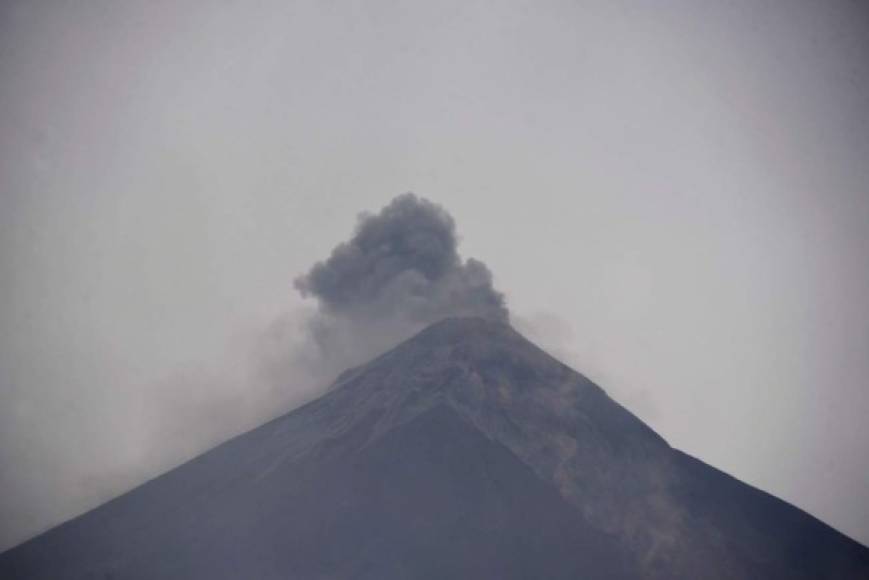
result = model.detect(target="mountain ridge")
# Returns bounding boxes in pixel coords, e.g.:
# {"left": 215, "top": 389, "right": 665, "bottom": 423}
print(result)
{"left": 1, "top": 316, "right": 867, "bottom": 579}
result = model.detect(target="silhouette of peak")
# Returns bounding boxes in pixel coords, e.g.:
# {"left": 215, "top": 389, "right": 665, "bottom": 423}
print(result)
{"left": 359, "top": 316, "right": 571, "bottom": 390}
{"left": 415, "top": 315, "right": 513, "bottom": 339}
{"left": 3, "top": 317, "right": 868, "bottom": 579}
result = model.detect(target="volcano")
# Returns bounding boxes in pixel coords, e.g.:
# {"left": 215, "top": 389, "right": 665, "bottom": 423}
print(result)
{"left": 2, "top": 317, "right": 867, "bottom": 579}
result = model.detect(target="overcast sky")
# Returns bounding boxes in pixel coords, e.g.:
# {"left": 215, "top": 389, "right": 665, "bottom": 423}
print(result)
{"left": 2, "top": 0, "right": 868, "bottom": 551}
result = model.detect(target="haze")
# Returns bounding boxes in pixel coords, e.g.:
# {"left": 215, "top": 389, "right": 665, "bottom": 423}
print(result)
{"left": 1, "top": 0, "right": 868, "bottom": 551}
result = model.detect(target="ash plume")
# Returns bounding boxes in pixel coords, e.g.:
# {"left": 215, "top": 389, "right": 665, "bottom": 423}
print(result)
{"left": 290, "top": 193, "right": 508, "bottom": 379}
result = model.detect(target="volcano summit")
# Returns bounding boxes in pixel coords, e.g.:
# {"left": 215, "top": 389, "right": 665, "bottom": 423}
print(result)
{"left": 1, "top": 317, "right": 867, "bottom": 579}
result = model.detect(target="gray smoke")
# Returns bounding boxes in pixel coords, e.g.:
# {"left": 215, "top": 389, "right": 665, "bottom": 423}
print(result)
{"left": 291, "top": 193, "right": 508, "bottom": 378}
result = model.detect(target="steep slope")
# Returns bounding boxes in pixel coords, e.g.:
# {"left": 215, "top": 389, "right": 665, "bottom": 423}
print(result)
{"left": 1, "top": 317, "right": 867, "bottom": 579}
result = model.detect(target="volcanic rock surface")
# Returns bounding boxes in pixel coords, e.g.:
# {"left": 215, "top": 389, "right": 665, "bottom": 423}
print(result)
{"left": 2, "top": 317, "right": 867, "bottom": 579}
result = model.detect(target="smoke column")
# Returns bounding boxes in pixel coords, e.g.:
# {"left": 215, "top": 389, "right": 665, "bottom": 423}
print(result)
{"left": 273, "top": 193, "right": 508, "bottom": 383}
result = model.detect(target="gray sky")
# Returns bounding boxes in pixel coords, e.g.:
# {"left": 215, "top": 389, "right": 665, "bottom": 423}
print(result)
{"left": 2, "top": 0, "right": 868, "bottom": 551}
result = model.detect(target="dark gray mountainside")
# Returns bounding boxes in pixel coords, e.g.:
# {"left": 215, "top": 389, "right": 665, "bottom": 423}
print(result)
{"left": 2, "top": 317, "right": 867, "bottom": 579}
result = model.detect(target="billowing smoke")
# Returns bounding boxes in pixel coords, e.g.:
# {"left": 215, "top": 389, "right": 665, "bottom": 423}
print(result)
{"left": 286, "top": 193, "right": 508, "bottom": 381}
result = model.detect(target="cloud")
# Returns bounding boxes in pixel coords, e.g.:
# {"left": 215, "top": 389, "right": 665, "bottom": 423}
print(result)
{"left": 289, "top": 193, "right": 508, "bottom": 380}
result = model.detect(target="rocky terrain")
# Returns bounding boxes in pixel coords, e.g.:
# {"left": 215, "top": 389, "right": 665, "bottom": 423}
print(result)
{"left": 2, "top": 317, "right": 867, "bottom": 579}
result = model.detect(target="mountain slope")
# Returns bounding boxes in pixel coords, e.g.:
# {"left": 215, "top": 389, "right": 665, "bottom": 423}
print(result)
{"left": 1, "top": 317, "right": 867, "bottom": 579}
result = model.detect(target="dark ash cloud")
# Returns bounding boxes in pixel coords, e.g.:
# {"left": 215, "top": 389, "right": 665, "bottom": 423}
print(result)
{"left": 291, "top": 193, "right": 508, "bottom": 377}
